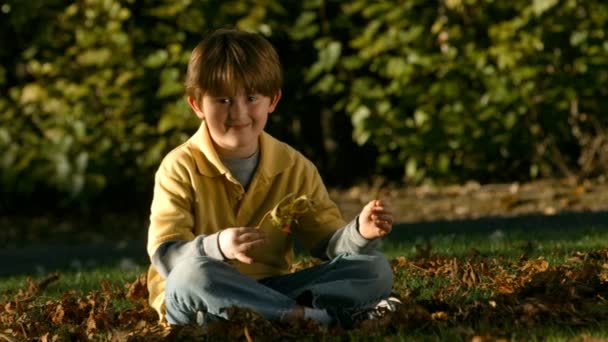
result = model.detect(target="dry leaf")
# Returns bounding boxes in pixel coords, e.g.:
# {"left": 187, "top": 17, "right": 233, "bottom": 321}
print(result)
{"left": 259, "top": 193, "right": 315, "bottom": 233}
{"left": 126, "top": 273, "right": 148, "bottom": 301}
{"left": 50, "top": 304, "right": 65, "bottom": 325}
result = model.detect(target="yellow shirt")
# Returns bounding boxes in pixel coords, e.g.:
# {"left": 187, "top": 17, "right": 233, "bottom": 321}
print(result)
{"left": 146, "top": 121, "right": 346, "bottom": 320}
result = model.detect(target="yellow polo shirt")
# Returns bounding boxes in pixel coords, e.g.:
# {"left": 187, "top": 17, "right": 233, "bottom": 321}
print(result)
{"left": 146, "top": 121, "right": 345, "bottom": 320}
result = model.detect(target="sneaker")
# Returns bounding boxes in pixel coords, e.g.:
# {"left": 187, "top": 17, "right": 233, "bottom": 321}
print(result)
{"left": 196, "top": 310, "right": 205, "bottom": 325}
{"left": 351, "top": 296, "right": 402, "bottom": 322}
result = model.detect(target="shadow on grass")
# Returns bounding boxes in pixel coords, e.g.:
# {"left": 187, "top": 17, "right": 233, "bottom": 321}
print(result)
{"left": 389, "top": 209, "right": 608, "bottom": 242}
{"left": 2, "top": 210, "right": 608, "bottom": 277}
{"left": 0, "top": 240, "right": 147, "bottom": 277}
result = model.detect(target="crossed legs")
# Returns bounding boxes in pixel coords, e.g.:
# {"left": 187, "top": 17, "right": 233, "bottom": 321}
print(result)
{"left": 164, "top": 252, "right": 393, "bottom": 325}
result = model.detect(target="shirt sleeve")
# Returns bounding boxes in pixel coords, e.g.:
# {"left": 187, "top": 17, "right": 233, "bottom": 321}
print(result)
{"left": 146, "top": 152, "right": 204, "bottom": 258}
{"left": 294, "top": 165, "right": 346, "bottom": 251}
{"left": 150, "top": 232, "right": 226, "bottom": 279}
{"left": 310, "top": 216, "right": 381, "bottom": 260}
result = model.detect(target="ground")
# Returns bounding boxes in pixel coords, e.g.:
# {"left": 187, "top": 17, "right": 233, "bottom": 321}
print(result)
{"left": 2, "top": 178, "right": 608, "bottom": 248}
{"left": 330, "top": 177, "right": 608, "bottom": 224}
{"left": 2, "top": 178, "right": 608, "bottom": 340}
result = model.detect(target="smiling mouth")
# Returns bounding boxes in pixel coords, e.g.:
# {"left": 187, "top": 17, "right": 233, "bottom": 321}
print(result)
{"left": 227, "top": 123, "right": 250, "bottom": 129}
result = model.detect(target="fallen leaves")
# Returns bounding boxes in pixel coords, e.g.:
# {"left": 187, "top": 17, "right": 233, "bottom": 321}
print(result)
{"left": 125, "top": 272, "right": 148, "bottom": 302}
{"left": 0, "top": 274, "right": 160, "bottom": 341}
{"left": 392, "top": 246, "right": 608, "bottom": 338}
{"left": 1, "top": 247, "right": 608, "bottom": 340}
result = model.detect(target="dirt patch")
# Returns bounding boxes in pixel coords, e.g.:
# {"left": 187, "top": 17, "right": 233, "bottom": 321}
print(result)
{"left": 330, "top": 178, "right": 608, "bottom": 223}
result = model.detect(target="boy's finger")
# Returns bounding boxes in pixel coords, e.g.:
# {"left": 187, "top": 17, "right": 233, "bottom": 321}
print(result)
{"left": 240, "top": 238, "right": 266, "bottom": 251}
{"left": 359, "top": 201, "right": 375, "bottom": 220}
{"left": 238, "top": 231, "right": 265, "bottom": 243}
{"left": 373, "top": 214, "right": 393, "bottom": 223}
{"left": 371, "top": 203, "right": 393, "bottom": 212}
{"left": 373, "top": 200, "right": 393, "bottom": 211}
{"left": 374, "top": 219, "right": 393, "bottom": 230}
{"left": 377, "top": 225, "right": 392, "bottom": 236}
{"left": 364, "top": 200, "right": 376, "bottom": 212}
{"left": 376, "top": 228, "right": 389, "bottom": 237}
{"left": 235, "top": 252, "right": 254, "bottom": 264}
{"left": 370, "top": 208, "right": 392, "bottom": 217}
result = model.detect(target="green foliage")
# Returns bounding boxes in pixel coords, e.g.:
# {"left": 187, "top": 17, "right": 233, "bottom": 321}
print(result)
{"left": 2, "top": 0, "right": 142, "bottom": 198}
{"left": 1, "top": 0, "right": 607, "bottom": 207}
{"left": 299, "top": 0, "right": 608, "bottom": 182}
{"left": 0, "top": 0, "right": 288, "bottom": 204}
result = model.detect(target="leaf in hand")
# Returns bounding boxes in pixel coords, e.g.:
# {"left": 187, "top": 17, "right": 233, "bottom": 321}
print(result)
{"left": 259, "top": 193, "right": 315, "bottom": 233}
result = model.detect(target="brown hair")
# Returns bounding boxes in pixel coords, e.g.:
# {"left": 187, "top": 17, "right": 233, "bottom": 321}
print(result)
{"left": 185, "top": 28, "right": 283, "bottom": 105}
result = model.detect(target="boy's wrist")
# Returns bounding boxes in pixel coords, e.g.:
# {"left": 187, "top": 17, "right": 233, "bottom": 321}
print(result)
{"left": 356, "top": 215, "right": 369, "bottom": 239}
{"left": 216, "top": 230, "right": 228, "bottom": 260}
{"left": 201, "top": 231, "right": 228, "bottom": 261}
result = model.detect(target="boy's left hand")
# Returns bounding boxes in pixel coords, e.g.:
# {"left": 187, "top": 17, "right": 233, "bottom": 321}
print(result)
{"left": 358, "top": 199, "right": 394, "bottom": 240}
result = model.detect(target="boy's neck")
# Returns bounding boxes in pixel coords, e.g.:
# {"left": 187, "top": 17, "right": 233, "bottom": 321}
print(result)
{"left": 220, "top": 148, "right": 260, "bottom": 161}
{"left": 214, "top": 143, "right": 259, "bottom": 159}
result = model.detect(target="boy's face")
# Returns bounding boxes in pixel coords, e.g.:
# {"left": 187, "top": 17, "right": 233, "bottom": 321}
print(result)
{"left": 188, "top": 89, "right": 281, "bottom": 158}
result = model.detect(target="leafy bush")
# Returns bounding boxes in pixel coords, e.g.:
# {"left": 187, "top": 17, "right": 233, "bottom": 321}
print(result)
{"left": 300, "top": 0, "right": 608, "bottom": 183}
{"left": 0, "top": 0, "right": 289, "bottom": 206}
{"left": 1, "top": 0, "right": 607, "bottom": 209}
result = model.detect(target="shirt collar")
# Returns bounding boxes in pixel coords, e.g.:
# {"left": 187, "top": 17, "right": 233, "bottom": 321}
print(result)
{"left": 188, "top": 120, "right": 293, "bottom": 178}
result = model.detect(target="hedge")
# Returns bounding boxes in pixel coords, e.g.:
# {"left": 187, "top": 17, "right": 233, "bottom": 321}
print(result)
{"left": 0, "top": 0, "right": 606, "bottom": 208}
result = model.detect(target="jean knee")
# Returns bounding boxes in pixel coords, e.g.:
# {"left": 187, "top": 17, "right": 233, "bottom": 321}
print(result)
{"left": 166, "top": 256, "right": 226, "bottom": 297}
{"left": 363, "top": 252, "right": 394, "bottom": 294}
{"left": 333, "top": 252, "right": 393, "bottom": 294}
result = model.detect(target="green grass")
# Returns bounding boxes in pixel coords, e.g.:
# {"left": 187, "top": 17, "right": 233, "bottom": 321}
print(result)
{"left": 2, "top": 226, "right": 601, "bottom": 295}
{"left": 380, "top": 226, "right": 608, "bottom": 341}
{"left": 381, "top": 225, "right": 608, "bottom": 260}
{"left": 0, "top": 265, "right": 145, "bottom": 299}
{"left": 1, "top": 225, "right": 608, "bottom": 341}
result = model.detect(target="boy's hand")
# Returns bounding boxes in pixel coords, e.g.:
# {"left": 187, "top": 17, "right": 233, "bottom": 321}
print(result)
{"left": 218, "top": 227, "right": 267, "bottom": 264}
{"left": 358, "top": 200, "right": 394, "bottom": 240}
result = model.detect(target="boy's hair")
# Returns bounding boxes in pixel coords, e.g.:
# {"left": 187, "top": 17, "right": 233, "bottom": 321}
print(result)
{"left": 185, "top": 28, "right": 282, "bottom": 104}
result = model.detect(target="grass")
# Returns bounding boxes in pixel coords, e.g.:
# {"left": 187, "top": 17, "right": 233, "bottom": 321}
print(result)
{"left": 382, "top": 224, "right": 608, "bottom": 260}
{"left": 1, "top": 223, "right": 608, "bottom": 341}
{"left": 378, "top": 224, "right": 608, "bottom": 341}
{"left": 0, "top": 266, "right": 145, "bottom": 297}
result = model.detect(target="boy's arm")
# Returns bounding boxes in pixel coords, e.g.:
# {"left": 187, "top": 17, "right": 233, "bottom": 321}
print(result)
{"left": 148, "top": 154, "right": 225, "bottom": 278}
{"left": 293, "top": 164, "right": 380, "bottom": 258}
{"left": 310, "top": 217, "right": 381, "bottom": 260}
{"left": 151, "top": 234, "right": 225, "bottom": 279}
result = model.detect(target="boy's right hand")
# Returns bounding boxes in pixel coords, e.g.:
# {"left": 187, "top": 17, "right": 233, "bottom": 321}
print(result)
{"left": 218, "top": 227, "right": 267, "bottom": 264}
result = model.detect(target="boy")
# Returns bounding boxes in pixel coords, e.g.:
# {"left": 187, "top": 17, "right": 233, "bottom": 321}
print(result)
{"left": 146, "top": 28, "right": 397, "bottom": 327}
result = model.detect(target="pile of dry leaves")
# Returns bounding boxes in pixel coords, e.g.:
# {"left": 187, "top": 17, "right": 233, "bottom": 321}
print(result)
{"left": 1, "top": 247, "right": 608, "bottom": 341}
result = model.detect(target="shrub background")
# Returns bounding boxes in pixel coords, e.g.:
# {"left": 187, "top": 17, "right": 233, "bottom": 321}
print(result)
{"left": 0, "top": 0, "right": 607, "bottom": 210}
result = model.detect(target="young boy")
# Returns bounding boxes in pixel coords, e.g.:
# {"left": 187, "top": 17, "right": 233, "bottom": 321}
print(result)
{"left": 146, "top": 28, "right": 397, "bottom": 327}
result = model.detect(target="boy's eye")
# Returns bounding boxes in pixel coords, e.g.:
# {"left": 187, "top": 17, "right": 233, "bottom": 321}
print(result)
{"left": 216, "top": 98, "right": 231, "bottom": 104}
{"left": 247, "top": 95, "right": 259, "bottom": 102}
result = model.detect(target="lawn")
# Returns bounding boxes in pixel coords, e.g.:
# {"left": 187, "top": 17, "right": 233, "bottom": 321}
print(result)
{"left": 1, "top": 220, "right": 608, "bottom": 341}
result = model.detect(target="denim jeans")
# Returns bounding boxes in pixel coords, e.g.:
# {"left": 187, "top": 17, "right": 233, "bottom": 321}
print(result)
{"left": 164, "top": 251, "right": 393, "bottom": 325}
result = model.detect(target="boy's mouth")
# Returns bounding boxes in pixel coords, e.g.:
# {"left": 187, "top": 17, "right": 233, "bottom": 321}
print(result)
{"left": 226, "top": 122, "right": 250, "bottom": 129}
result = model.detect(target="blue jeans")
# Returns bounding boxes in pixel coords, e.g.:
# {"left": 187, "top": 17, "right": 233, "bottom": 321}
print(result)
{"left": 164, "top": 252, "right": 393, "bottom": 325}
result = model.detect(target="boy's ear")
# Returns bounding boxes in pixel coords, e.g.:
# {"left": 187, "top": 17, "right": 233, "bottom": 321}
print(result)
{"left": 268, "top": 90, "right": 282, "bottom": 113}
{"left": 187, "top": 96, "right": 205, "bottom": 120}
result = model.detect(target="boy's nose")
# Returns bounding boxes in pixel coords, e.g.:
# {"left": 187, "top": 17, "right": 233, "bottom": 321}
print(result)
{"left": 228, "top": 99, "right": 246, "bottom": 118}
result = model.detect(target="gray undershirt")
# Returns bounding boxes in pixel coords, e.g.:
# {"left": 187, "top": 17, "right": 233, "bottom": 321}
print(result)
{"left": 151, "top": 153, "right": 380, "bottom": 279}
{"left": 220, "top": 150, "right": 260, "bottom": 190}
